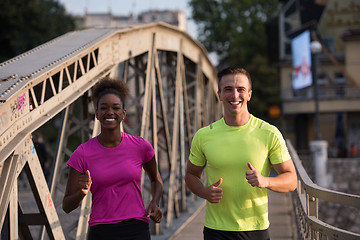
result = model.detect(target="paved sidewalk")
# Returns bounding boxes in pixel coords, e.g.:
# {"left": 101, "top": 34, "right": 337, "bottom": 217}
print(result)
{"left": 169, "top": 201, "right": 206, "bottom": 240}
{"left": 169, "top": 191, "right": 297, "bottom": 240}
{"left": 268, "top": 191, "right": 297, "bottom": 240}
{"left": 18, "top": 179, "right": 297, "bottom": 239}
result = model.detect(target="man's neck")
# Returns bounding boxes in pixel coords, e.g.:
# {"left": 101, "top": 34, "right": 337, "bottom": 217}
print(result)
{"left": 224, "top": 112, "right": 251, "bottom": 127}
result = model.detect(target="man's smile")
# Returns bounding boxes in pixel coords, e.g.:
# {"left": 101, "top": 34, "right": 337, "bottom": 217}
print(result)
{"left": 229, "top": 101, "right": 242, "bottom": 105}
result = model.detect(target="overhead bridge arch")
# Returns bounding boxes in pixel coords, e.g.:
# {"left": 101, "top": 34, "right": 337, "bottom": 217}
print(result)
{"left": 0, "top": 22, "right": 221, "bottom": 239}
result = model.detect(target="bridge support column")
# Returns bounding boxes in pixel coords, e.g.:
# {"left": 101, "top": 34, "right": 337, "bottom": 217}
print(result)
{"left": 310, "top": 140, "right": 328, "bottom": 188}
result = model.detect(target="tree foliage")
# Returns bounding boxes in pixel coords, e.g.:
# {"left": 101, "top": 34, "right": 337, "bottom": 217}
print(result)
{"left": 189, "top": 0, "right": 280, "bottom": 67}
{"left": 189, "top": 0, "right": 283, "bottom": 123}
{"left": 0, "top": 0, "right": 75, "bottom": 62}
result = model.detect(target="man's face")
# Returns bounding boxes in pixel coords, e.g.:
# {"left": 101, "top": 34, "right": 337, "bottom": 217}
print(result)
{"left": 217, "top": 73, "right": 252, "bottom": 116}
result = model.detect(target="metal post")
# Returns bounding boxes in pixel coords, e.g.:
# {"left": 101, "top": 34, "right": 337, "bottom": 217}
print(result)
{"left": 312, "top": 51, "right": 321, "bottom": 140}
{"left": 311, "top": 40, "right": 322, "bottom": 140}
{"left": 310, "top": 40, "right": 329, "bottom": 188}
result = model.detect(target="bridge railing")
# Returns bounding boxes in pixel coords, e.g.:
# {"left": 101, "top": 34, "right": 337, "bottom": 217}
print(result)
{"left": 287, "top": 140, "right": 360, "bottom": 240}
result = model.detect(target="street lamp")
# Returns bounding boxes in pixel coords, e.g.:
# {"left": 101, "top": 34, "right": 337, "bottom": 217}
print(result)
{"left": 310, "top": 40, "right": 329, "bottom": 187}
{"left": 311, "top": 40, "right": 322, "bottom": 140}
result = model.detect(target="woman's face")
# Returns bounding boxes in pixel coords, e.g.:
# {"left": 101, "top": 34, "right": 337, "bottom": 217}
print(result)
{"left": 95, "top": 93, "right": 126, "bottom": 130}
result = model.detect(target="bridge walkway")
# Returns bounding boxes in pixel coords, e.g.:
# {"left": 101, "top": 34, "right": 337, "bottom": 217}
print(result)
{"left": 168, "top": 191, "right": 297, "bottom": 240}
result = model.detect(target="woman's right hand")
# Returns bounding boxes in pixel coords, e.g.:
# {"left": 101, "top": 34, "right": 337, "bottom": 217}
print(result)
{"left": 63, "top": 168, "right": 92, "bottom": 213}
{"left": 79, "top": 170, "right": 92, "bottom": 196}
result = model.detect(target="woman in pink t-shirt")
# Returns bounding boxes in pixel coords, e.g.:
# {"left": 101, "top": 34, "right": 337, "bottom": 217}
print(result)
{"left": 62, "top": 77, "right": 163, "bottom": 239}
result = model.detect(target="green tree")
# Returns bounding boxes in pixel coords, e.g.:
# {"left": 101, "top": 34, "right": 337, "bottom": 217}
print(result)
{"left": 0, "top": 0, "right": 75, "bottom": 62}
{"left": 189, "top": 0, "right": 283, "bottom": 123}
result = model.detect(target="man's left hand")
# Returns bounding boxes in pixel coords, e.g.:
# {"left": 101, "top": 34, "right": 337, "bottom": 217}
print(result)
{"left": 246, "top": 162, "right": 269, "bottom": 188}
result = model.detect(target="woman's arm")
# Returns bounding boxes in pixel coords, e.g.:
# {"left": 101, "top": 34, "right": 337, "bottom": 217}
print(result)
{"left": 62, "top": 167, "right": 92, "bottom": 213}
{"left": 143, "top": 157, "right": 163, "bottom": 223}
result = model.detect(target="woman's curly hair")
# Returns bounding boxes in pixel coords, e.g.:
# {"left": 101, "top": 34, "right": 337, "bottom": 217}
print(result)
{"left": 92, "top": 77, "right": 129, "bottom": 109}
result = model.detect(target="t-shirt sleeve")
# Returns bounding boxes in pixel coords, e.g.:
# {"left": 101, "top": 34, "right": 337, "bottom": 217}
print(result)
{"left": 189, "top": 130, "right": 206, "bottom": 167}
{"left": 67, "top": 145, "right": 86, "bottom": 174}
{"left": 268, "top": 127, "right": 291, "bottom": 165}
{"left": 142, "top": 138, "right": 155, "bottom": 164}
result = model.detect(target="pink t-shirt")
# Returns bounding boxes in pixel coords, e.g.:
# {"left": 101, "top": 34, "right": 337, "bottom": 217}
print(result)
{"left": 67, "top": 132, "right": 154, "bottom": 226}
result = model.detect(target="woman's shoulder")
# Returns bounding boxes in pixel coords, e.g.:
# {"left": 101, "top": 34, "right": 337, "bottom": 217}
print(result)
{"left": 123, "top": 132, "right": 147, "bottom": 144}
{"left": 77, "top": 137, "right": 99, "bottom": 150}
{"left": 123, "top": 133, "right": 153, "bottom": 152}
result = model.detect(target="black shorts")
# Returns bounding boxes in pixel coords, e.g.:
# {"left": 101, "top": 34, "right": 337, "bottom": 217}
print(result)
{"left": 203, "top": 227, "right": 270, "bottom": 240}
{"left": 88, "top": 219, "right": 150, "bottom": 240}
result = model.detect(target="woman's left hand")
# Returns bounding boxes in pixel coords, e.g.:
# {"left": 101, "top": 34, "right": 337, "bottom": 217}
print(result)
{"left": 147, "top": 201, "right": 162, "bottom": 223}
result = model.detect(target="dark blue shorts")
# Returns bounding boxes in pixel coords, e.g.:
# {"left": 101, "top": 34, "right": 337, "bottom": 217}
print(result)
{"left": 88, "top": 219, "right": 150, "bottom": 240}
{"left": 203, "top": 227, "right": 270, "bottom": 240}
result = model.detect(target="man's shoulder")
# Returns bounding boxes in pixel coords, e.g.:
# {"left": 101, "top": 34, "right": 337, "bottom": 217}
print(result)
{"left": 250, "top": 115, "right": 279, "bottom": 132}
{"left": 196, "top": 118, "right": 224, "bottom": 133}
{"left": 250, "top": 116, "right": 287, "bottom": 145}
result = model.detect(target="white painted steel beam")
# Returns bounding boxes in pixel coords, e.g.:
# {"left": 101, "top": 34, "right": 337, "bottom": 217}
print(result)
{"left": 0, "top": 22, "right": 219, "bottom": 238}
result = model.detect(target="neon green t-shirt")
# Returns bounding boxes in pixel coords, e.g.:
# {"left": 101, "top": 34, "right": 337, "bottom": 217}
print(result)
{"left": 189, "top": 115, "right": 291, "bottom": 231}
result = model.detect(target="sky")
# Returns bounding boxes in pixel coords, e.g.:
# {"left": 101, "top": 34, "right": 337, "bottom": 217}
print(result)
{"left": 58, "top": 0, "right": 198, "bottom": 39}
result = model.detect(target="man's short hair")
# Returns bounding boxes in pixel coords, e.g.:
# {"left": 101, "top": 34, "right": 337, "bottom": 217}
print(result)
{"left": 217, "top": 66, "right": 252, "bottom": 91}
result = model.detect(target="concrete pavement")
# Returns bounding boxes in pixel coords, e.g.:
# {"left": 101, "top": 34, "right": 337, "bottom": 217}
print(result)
{"left": 169, "top": 191, "right": 297, "bottom": 240}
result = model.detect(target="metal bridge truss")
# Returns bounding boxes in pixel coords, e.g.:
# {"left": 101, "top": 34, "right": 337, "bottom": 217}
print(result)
{"left": 0, "top": 22, "right": 221, "bottom": 239}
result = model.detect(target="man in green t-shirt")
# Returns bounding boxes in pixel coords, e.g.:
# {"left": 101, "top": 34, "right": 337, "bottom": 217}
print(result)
{"left": 185, "top": 66, "right": 297, "bottom": 240}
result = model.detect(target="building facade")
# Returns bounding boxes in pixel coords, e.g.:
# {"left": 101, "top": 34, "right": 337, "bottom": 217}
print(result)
{"left": 77, "top": 9, "right": 186, "bottom": 32}
{"left": 278, "top": 0, "right": 360, "bottom": 157}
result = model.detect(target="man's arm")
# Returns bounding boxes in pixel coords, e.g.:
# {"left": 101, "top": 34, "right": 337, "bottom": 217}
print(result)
{"left": 246, "top": 159, "right": 297, "bottom": 193}
{"left": 185, "top": 160, "right": 223, "bottom": 203}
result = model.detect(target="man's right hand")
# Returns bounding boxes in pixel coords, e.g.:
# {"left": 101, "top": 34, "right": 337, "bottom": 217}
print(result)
{"left": 205, "top": 178, "right": 223, "bottom": 203}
